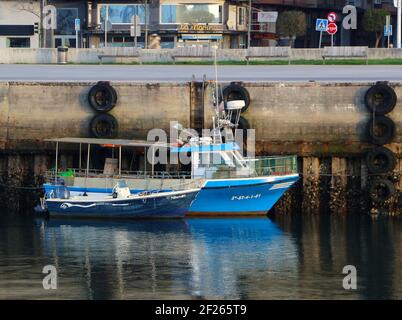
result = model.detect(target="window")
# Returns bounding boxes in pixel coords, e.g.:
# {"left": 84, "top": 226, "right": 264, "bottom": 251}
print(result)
{"left": 99, "top": 4, "right": 147, "bottom": 24}
{"left": 161, "top": 4, "right": 222, "bottom": 24}
{"left": 7, "top": 37, "right": 30, "bottom": 48}
{"left": 56, "top": 8, "right": 78, "bottom": 35}
{"left": 238, "top": 7, "right": 246, "bottom": 26}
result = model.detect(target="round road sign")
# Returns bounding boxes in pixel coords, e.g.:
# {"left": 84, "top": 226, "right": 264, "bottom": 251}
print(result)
{"left": 327, "top": 22, "right": 338, "bottom": 35}
{"left": 327, "top": 12, "right": 337, "bottom": 23}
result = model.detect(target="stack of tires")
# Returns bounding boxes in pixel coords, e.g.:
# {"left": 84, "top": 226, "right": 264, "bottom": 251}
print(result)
{"left": 364, "top": 82, "right": 397, "bottom": 204}
{"left": 87, "top": 82, "right": 118, "bottom": 139}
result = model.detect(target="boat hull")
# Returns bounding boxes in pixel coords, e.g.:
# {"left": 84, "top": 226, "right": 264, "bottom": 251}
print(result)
{"left": 45, "top": 189, "right": 199, "bottom": 219}
{"left": 43, "top": 174, "right": 299, "bottom": 216}
{"left": 188, "top": 174, "right": 299, "bottom": 214}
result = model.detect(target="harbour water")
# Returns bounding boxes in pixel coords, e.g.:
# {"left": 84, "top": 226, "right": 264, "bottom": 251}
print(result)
{"left": 0, "top": 212, "right": 401, "bottom": 300}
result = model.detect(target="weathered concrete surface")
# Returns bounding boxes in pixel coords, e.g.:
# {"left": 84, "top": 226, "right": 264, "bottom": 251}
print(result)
{"left": 204, "top": 82, "right": 402, "bottom": 156}
{"left": 1, "top": 80, "right": 400, "bottom": 214}
{"left": 0, "top": 49, "right": 57, "bottom": 64}
{"left": 0, "top": 82, "right": 190, "bottom": 150}
{"left": 0, "top": 81, "right": 401, "bottom": 156}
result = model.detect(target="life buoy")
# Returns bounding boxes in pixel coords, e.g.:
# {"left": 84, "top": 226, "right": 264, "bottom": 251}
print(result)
{"left": 365, "top": 146, "right": 396, "bottom": 174}
{"left": 368, "top": 178, "right": 395, "bottom": 203}
{"left": 222, "top": 83, "right": 250, "bottom": 113}
{"left": 366, "top": 115, "right": 395, "bottom": 145}
{"left": 88, "top": 81, "right": 117, "bottom": 113}
{"left": 90, "top": 113, "right": 119, "bottom": 139}
{"left": 364, "top": 83, "right": 397, "bottom": 115}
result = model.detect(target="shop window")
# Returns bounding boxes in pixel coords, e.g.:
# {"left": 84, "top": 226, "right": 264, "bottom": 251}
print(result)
{"left": 7, "top": 37, "right": 30, "bottom": 48}
{"left": 99, "top": 4, "right": 147, "bottom": 24}
{"left": 161, "top": 36, "right": 175, "bottom": 48}
{"left": 238, "top": 7, "right": 246, "bottom": 26}
{"left": 161, "top": 4, "right": 222, "bottom": 24}
{"left": 56, "top": 8, "right": 78, "bottom": 35}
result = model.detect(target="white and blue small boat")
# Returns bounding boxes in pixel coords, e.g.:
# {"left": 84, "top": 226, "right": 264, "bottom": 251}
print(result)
{"left": 45, "top": 181, "right": 199, "bottom": 219}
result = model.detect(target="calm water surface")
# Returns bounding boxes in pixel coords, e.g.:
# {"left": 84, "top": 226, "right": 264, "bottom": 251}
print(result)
{"left": 0, "top": 212, "right": 401, "bottom": 299}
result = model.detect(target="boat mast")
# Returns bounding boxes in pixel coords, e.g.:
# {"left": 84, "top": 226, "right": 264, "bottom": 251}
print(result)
{"left": 214, "top": 45, "right": 219, "bottom": 118}
{"left": 85, "top": 143, "right": 91, "bottom": 192}
{"left": 212, "top": 45, "right": 222, "bottom": 144}
{"left": 55, "top": 142, "right": 58, "bottom": 185}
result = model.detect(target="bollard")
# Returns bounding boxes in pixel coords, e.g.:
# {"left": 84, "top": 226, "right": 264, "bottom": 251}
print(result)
{"left": 57, "top": 46, "right": 68, "bottom": 64}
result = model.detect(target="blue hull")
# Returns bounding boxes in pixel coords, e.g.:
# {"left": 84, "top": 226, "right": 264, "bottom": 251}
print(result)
{"left": 189, "top": 175, "right": 299, "bottom": 214}
{"left": 43, "top": 184, "right": 171, "bottom": 198}
{"left": 43, "top": 174, "right": 299, "bottom": 215}
{"left": 46, "top": 190, "right": 199, "bottom": 219}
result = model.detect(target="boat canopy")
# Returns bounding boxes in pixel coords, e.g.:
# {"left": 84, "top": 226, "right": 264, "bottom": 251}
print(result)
{"left": 44, "top": 137, "right": 170, "bottom": 148}
{"left": 171, "top": 142, "right": 240, "bottom": 153}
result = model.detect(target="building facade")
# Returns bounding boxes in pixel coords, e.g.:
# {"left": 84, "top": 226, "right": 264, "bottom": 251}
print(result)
{"left": 0, "top": 0, "right": 41, "bottom": 48}
{"left": 83, "top": 0, "right": 250, "bottom": 48}
{"left": 0, "top": 0, "right": 398, "bottom": 49}
{"left": 250, "top": 0, "right": 399, "bottom": 47}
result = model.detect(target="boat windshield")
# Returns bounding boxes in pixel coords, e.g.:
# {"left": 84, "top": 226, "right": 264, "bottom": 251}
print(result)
{"left": 115, "top": 180, "right": 128, "bottom": 188}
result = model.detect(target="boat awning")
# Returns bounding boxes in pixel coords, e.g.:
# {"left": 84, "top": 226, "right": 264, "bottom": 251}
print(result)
{"left": 181, "top": 34, "right": 223, "bottom": 40}
{"left": 171, "top": 142, "right": 240, "bottom": 153}
{"left": 44, "top": 137, "right": 171, "bottom": 148}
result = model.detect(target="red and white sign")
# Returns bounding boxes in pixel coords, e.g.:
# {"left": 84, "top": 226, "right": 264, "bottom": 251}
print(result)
{"left": 327, "top": 22, "right": 338, "bottom": 35}
{"left": 327, "top": 12, "right": 337, "bottom": 23}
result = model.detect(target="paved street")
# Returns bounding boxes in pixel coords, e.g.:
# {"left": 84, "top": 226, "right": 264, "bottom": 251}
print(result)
{"left": 1, "top": 64, "right": 402, "bottom": 82}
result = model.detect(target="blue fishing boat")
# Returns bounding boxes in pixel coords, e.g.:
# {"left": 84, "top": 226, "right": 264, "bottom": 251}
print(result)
{"left": 42, "top": 135, "right": 298, "bottom": 216}
{"left": 45, "top": 181, "right": 199, "bottom": 219}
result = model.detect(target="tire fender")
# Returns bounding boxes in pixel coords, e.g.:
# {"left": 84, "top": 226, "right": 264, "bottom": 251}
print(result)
{"left": 90, "top": 113, "right": 119, "bottom": 139}
{"left": 364, "top": 83, "right": 397, "bottom": 115}
{"left": 222, "top": 83, "right": 250, "bottom": 113}
{"left": 365, "top": 146, "right": 396, "bottom": 174}
{"left": 88, "top": 81, "right": 117, "bottom": 113}
{"left": 368, "top": 178, "right": 396, "bottom": 203}
{"left": 366, "top": 115, "right": 395, "bottom": 145}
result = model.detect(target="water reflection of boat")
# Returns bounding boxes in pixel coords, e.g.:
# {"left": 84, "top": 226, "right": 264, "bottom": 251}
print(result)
{"left": 39, "top": 218, "right": 190, "bottom": 234}
{"left": 185, "top": 218, "right": 298, "bottom": 298}
{"left": 36, "top": 217, "right": 297, "bottom": 299}
{"left": 37, "top": 218, "right": 192, "bottom": 299}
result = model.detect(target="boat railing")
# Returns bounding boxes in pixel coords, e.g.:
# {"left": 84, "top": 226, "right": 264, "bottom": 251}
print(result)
{"left": 244, "top": 155, "right": 298, "bottom": 176}
{"left": 43, "top": 155, "right": 298, "bottom": 186}
{"left": 44, "top": 168, "right": 193, "bottom": 183}
{"left": 199, "top": 155, "right": 298, "bottom": 179}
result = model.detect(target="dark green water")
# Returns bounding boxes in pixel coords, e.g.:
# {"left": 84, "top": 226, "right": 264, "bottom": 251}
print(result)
{"left": 0, "top": 213, "right": 401, "bottom": 299}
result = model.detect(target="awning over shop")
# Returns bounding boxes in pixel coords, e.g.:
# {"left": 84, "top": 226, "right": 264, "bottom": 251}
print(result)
{"left": 181, "top": 34, "right": 223, "bottom": 40}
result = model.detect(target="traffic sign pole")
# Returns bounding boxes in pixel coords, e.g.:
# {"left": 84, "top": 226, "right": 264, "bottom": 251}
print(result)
{"left": 386, "top": 15, "right": 391, "bottom": 48}
{"left": 316, "top": 19, "right": 328, "bottom": 48}
{"left": 75, "top": 19, "right": 80, "bottom": 49}
{"left": 319, "top": 31, "right": 322, "bottom": 48}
